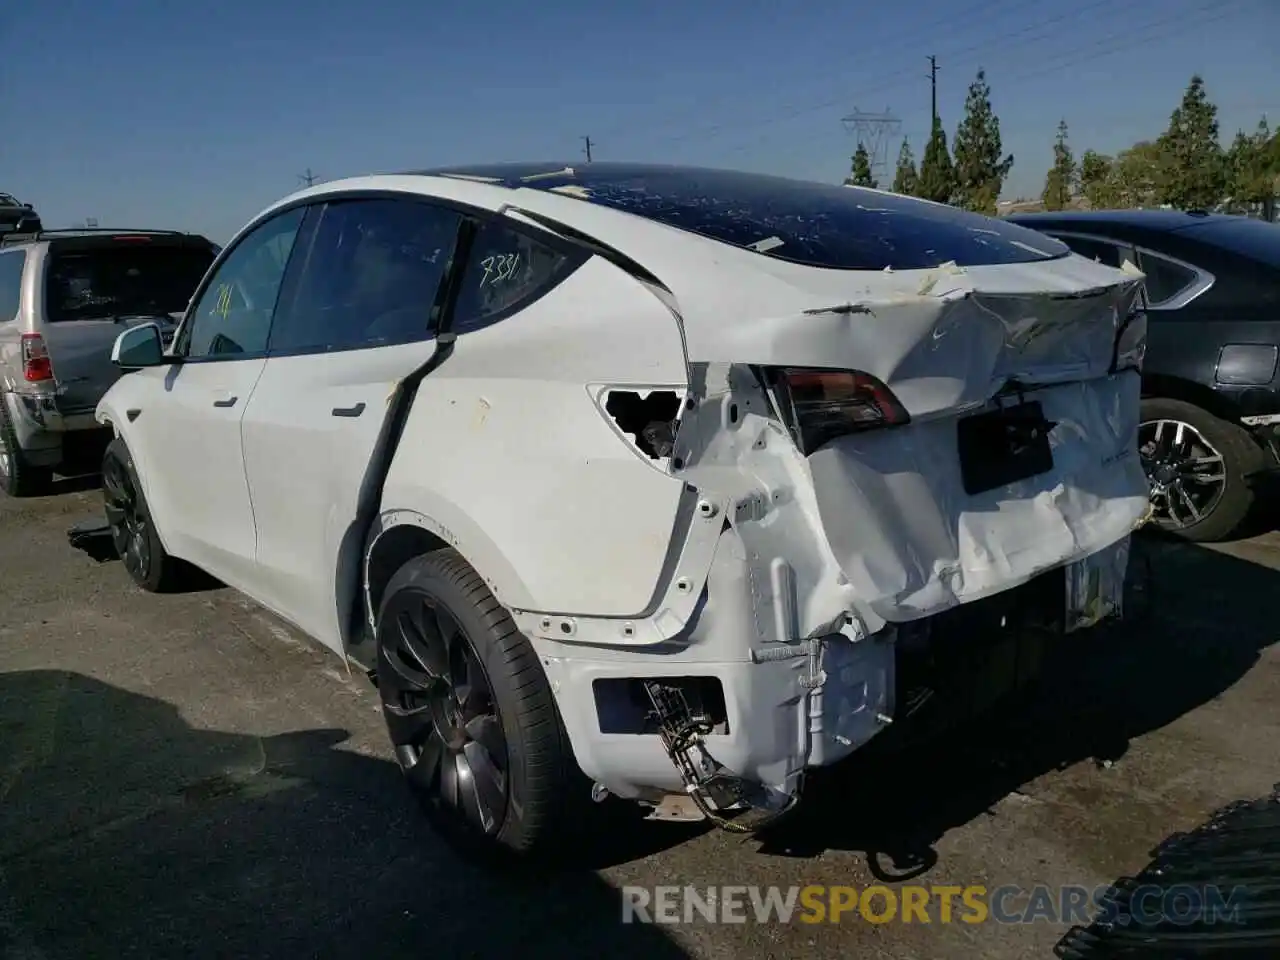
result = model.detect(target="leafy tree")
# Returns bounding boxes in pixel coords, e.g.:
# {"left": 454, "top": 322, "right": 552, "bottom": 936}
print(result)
{"left": 918, "top": 116, "right": 956, "bottom": 204}
{"left": 1157, "top": 74, "right": 1226, "bottom": 210}
{"left": 1226, "top": 117, "right": 1278, "bottom": 220}
{"left": 1079, "top": 150, "right": 1118, "bottom": 209}
{"left": 1112, "top": 141, "right": 1167, "bottom": 208}
{"left": 892, "top": 138, "right": 919, "bottom": 196}
{"left": 847, "top": 144, "right": 877, "bottom": 188}
{"left": 1041, "top": 120, "right": 1076, "bottom": 211}
{"left": 952, "top": 69, "right": 1014, "bottom": 214}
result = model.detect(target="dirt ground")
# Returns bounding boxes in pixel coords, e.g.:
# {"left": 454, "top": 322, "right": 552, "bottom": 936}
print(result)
{"left": 1, "top": 477, "right": 1278, "bottom": 959}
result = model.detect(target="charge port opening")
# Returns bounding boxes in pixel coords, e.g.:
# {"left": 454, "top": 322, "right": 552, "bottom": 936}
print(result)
{"left": 593, "top": 676, "right": 729, "bottom": 735}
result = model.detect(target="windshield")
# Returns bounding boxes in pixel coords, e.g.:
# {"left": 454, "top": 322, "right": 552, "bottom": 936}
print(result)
{"left": 434, "top": 163, "right": 1070, "bottom": 270}
{"left": 45, "top": 244, "right": 215, "bottom": 322}
{"left": 1181, "top": 217, "right": 1280, "bottom": 269}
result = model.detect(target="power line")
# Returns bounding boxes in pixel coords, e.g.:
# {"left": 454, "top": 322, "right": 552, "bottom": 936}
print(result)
{"left": 587, "top": 0, "right": 1031, "bottom": 147}
{"left": 647, "top": 0, "right": 1116, "bottom": 150}
{"left": 713, "top": 0, "right": 1250, "bottom": 160}
{"left": 644, "top": 0, "right": 1243, "bottom": 154}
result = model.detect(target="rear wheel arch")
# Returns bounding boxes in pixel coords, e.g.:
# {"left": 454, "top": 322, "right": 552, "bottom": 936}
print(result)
{"left": 361, "top": 512, "right": 537, "bottom": 652}
{"left": 1141, "top": 372, "right": 1251, "bottom": 429}
{"left": 364, "top": 523, "right": 453, "bottom": 632}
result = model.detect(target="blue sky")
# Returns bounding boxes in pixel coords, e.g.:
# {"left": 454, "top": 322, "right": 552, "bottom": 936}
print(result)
{"left": 2, "top": 0, "right": 1276, "bottom": 244}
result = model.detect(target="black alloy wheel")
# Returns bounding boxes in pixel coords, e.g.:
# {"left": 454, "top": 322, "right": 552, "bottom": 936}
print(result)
{"left": 103, "top": 449, "right": 152, "bottom": 584}
{"left": 377, "top": 588, "right": 510, "bottom": 836}
{"left": 1137, "top": 397, "right": 1264, "bottom": 543}
{"left": 100, "top": 437, "right": 184, "bottom": 592}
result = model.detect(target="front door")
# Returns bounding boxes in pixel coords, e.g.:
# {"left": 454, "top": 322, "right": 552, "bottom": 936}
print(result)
{"left": 140, "top": 206, "right": 307, "bottom": 588}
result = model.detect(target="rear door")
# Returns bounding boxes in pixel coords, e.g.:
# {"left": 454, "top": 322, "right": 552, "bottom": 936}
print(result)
{"left": 240, "top": 196, "right": 464, "bottom": 652}
{"left": 36, "top": 235, "right": 216, "bottom": 415}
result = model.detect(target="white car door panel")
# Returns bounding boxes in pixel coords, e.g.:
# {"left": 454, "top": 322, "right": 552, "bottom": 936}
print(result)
{"left": 242, "top": 343, "right": 437, "bottom": 650}
{"left": 242, "top": 198, "right": 463, "bottom": 653}
{"left": 137, "top": 206, "right": 306, "bottom": 588}
{"left": 142, "top": 358, "right": 266, "bottom": 583}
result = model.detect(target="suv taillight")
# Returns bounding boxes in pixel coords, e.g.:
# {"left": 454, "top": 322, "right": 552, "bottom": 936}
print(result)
{"left": 21, "top": 333, "right": 54, "bottom": 382}
{"left": 770, "top": 367, "right": 909, "bottom": 453}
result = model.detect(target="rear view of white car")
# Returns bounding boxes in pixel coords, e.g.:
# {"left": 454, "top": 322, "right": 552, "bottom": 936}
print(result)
{"left": 96, "top": 163, "right": 1149, "bottom": 860}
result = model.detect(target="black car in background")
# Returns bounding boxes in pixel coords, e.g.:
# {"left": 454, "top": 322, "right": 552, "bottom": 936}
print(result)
{"left": 0, "top": 194, "right": 41, "bottom": 236}
{"left": 1008, "top": 210, "right": 1280, "bottom": 542}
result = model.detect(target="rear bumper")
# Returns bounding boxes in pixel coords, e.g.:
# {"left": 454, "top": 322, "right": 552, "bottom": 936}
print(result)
{"left": 2, "top": 390, "right": 102, "bottom": 464}
{"left": 540, "top": 535, "right": 1129, "bottom": 801}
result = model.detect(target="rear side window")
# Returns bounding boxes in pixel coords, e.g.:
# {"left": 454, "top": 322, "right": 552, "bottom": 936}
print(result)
{"left": 271, "top": 198, "right": 461, "bottom": 354}
{"left": 450, "top": 220, "right": 583, "bottom": 334}
{"left": 513, "top": 167, "right": 1069, "bottom": 270}
{"left": 0, "top": 251, "right": 25, "bottom": 321}
{"left": 1055, "top": 235, "right": 1124, "bottom": 268}
{"left": 44, "top": 242, "right": 215, "bottom": 322}
{"left": 1138, "top": 251, "right": 1201, "bottom": 306}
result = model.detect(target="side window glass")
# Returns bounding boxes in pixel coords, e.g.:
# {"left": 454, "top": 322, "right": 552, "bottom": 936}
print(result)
{"left": 183, "top": 208, "right": 305, "bottom": 359}
{"left": 271, "top": 199, "right": 461, "bottom": 354}
{"left": 451, "top": 221, "right": 581, "bottom": 334}
{"left": 1138, "top": 251, "right": 1200, "bottom": 306}
{"left": 0, "top": 251, "right": 25, "bottom": 322}
{"left": 1055, "top": 235, "right": 1123, "bottom": 268}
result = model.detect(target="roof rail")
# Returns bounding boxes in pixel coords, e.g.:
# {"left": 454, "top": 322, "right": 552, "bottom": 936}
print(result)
{"left": 0, "top": 227, "right": 194, "bottom": 247}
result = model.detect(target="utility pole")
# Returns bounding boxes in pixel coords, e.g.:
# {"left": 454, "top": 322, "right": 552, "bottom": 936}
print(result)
{"left": 926, "top": 55, "right": 939, "bottom": 126}
{"left": 298, "top": 168, "right": 318, "bottom": 187}
{"left": 581, "top": 136, "right": 594, "bottom": 163}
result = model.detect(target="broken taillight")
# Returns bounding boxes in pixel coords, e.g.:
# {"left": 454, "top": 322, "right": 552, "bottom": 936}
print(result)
{"left": 771, "top": 367, "right": 909, "bottom": 453}
{"left": 21, "top": 333, "right": 54, "bottom": 382}
{"left": 1111, "top": 303, "right": 1147, "bottom": 374}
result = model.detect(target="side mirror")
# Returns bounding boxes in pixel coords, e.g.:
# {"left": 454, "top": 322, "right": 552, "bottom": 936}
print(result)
{"left": 111, "top": 322, "right": 165, "bottom": 369}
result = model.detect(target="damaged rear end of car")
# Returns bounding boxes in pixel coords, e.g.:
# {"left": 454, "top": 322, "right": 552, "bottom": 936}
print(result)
{"left": 484, "top": 169, "right": 1149, "bottom": 829}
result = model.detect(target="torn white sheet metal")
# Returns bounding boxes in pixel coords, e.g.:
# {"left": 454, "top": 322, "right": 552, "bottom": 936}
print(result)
{"left": 806, "top": 370, "right": 1147, "bottom": 627}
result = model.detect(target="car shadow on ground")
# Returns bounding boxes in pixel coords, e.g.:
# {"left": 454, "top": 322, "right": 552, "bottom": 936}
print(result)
{"left": 1053, "top": 779, "right": 1280, "bottom": 957}
{"left": 0, "top": 671, "right": 691, "bottom": 960}
{"left": 753, "top": 533, "right": 1280, "bottom": 875}
{"left": 66, "top": 516, "right": 225, "bottom": 592}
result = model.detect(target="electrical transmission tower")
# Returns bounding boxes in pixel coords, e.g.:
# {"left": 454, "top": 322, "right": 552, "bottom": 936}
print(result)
{"left": 298, "top": 168, "right": 319, "bottom": 187}
{"left": 840, "top": 108, "right": 901, "bottom": 184}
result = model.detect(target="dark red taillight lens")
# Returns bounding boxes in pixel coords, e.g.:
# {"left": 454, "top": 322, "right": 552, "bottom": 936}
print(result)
{"left": 1111, "top": 303, "right": 1147, "bottom": 374}
{"left": 20, "top": 333, "right": 53, "bottom": 382}
{"left": 772, "top": 367, "right": 909, "bottom": 453}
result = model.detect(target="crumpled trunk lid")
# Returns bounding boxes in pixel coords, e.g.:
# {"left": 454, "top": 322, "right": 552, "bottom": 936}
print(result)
{"left": 690, "top": 257, "right": 1144, "bottom": 419}
{"left": 717, "top": 257, "right": 1149, "bottom": 627}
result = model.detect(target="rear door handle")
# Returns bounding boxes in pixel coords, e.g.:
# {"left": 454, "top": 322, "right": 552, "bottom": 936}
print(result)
{"left": 212, "top": 396, "right": 238, "bottom": 408}
{"left": 331, "top": 402, "right": 366, "bottom": 418}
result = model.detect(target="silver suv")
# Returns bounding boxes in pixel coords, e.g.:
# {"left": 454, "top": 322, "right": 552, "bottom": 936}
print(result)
{"left": 0, "top": 229, "right": 217, "bottom": 495}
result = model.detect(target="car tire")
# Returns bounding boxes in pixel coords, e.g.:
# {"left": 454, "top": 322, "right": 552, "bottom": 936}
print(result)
{"left": 102, "top": 437, "right": 186, "bottom": 592}
{"left": 0, "top": 402, "right": 53, "bottom": 497}
{"left": 1139, "top": 397, "right": 1265, "bottom": 543}
{"left": 375, "top": 548, "right": 584, "bottom": 862}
